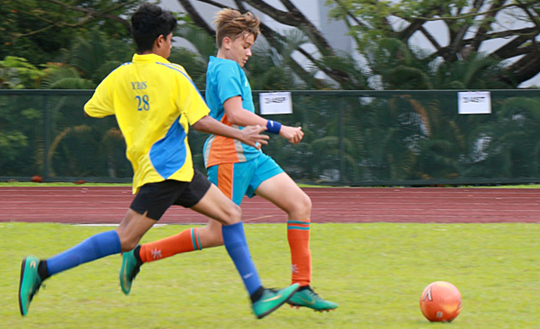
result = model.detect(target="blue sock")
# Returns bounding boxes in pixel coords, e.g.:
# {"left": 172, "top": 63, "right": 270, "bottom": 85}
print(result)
{"left": 47, "top": 230, "right": 121, "bottom": 276}
{"left": 222, "top": 222, "right": 262, "bottom": 295}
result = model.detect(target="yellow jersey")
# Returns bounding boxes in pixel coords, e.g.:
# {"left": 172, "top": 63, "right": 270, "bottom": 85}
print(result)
{"left": 84, "top": 53, "right": 209, "bottom": 193}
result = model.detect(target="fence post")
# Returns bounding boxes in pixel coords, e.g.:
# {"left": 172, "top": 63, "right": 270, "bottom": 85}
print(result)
{"left": 43, "top": 93, "right": 51, "bottom": 180}
{"left": 339, "top": 97, "right": 344, "bottom": 183}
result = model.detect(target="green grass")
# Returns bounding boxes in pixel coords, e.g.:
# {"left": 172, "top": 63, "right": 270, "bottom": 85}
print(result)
{"left": 2, "top": 222, "right": 539, "bottom": 328}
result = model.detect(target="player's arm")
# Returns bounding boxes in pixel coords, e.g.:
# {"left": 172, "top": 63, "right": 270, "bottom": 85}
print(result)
{"left": 192, "top": 115, "right": 269, "bottom": 149}
{"left": 224, "top": 96, "right": 304, "bottom": 145}
{"left": 84, "top": 71, "right": 116, "bottom": 118}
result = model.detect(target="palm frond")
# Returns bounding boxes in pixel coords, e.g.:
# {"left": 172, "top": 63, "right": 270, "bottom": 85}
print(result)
{"left": 177, "top": 24, "right": 216, "bottom": 60}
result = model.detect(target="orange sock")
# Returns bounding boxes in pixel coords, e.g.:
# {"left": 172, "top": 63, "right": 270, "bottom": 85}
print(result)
{"left": 139, "top": 228, "right": 202, "bottom": 263}
{"left": 287, "top": 219, "right": 311, "bottom": 286}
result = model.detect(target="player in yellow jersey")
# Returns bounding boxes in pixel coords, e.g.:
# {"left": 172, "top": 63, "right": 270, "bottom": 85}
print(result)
{"left": 120, "top": 8, "right": 337, "bottom": 312}
{"left": 18, "top": 3, "right": 298, "bottom": 319}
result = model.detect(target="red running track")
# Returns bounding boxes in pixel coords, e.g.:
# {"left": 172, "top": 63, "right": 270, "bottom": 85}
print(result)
{"left": 0, "top": 186, "right": 539, "bottom": 224}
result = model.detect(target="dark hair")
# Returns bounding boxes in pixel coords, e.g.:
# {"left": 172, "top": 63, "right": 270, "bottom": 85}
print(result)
{"left": 131, "top": 3, "right": 178, "bottom": 53}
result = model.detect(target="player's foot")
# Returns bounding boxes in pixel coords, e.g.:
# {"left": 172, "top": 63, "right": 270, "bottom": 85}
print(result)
{"left": 19, "top": 256, "right": 42, "bottom": 316}
{"left": 119, "top": 247, "right": 142, "bottom": 295}
{"left": 252, "top": 283, "right": 299, "bottom": 319}
{"left": 287, "top": 286, "right": 338, "bottom": 312}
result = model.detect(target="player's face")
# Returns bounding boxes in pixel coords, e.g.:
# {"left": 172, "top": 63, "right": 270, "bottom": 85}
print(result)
{"left": 227, "top": 33, "right": 255, "bottom": 67}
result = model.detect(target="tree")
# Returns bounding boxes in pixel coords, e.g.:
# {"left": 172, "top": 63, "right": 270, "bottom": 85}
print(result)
{"left": 176, "top": 0, "right": 364, "bottom": 89}
{"left": 1, "top": 0, "right": 141, "bottom": 66}
{"left": 329, "top": 0, "right": 540, "bottom": 87}
{"left": 167, "top": 0, "right": 526, "bottom": 89}
{"left": 6, "top": 0, "right": 528, "bottom": 89}
{"left": 0, "top": 56, "right": 46, "bottom": 89}
{"left": 463, "top": 96, "right": 540, "bottom": 178}
{"left": 364, "top": 36, "right": 512, "bottom": 89}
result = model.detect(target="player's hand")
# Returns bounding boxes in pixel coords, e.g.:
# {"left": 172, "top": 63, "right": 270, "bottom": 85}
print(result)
{"left": 279, "top": 125, "right": 304, "bottom": 144}
{"left": 241, "top": 125, "right": 269, "bottom": 150}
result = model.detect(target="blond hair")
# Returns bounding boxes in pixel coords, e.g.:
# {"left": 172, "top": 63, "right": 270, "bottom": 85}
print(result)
{"left": 214, "top": 8, "right": 260, "bottom": 48}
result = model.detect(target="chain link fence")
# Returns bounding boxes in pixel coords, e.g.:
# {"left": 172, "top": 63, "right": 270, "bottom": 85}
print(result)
{"left": 2, "top": 89, "right": 540, "bottom": 186}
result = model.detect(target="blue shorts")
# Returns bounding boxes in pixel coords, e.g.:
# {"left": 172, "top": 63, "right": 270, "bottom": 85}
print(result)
{"left": 207, "top": 153, "right": 284, "bottom": 205}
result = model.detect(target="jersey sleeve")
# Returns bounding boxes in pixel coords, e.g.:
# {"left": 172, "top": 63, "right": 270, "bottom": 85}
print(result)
{"left": 84, "top": 72, "right": 115, "bottom": 118}
{"left": 175, "top": 72, "right": 210, "bottom": 125}
{"left": 215, "top": 62, "right": 243, "bottom": 104}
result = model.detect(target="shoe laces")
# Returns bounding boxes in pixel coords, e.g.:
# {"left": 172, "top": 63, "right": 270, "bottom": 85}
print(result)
{"left": 304, "top": 287, "right": 324, "bottom": 300}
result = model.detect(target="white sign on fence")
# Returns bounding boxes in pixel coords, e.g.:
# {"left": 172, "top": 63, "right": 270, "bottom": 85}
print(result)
{"left": 259, "top": 92, "right": 292, "bottom": 115}
{"left": 458, "top": 91, "right": 492, "bottom": 114}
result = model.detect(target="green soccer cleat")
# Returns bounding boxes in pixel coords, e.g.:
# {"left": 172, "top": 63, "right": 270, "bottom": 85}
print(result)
{"left": 252, "top": 283, "right": 299, "bottom": 319}
{"left": 287, "top": 286, "right": 338, "bottom": 312}
{"left": 19, "top": 256, "right": 42, "bottom": 316}
{"left": 119, "top": 248, "right": 142, "bottom": 295}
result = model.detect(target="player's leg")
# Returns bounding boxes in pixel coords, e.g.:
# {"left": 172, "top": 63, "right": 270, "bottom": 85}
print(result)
{"left": 131, "top": 217, "right": 223, "bottom": 269}
{"left": 119, "top": 179, "right": 203, "bottom": 294}
{"left": 253, "top": 156, "right": 338, "bottom": 311}
{"left": 254, "top": 171, "right": 312, "bottom": 286}
{"left": 117, "top": 211, "right": 162, "bottom": 295}
{"left": 119, "top": 168, "right": 230, "bottom": 295}
{"left": 190, "top": 182, "right": 299, "bottom": 319}
{"left": 19, "top": 209, "right": 155, "bottom": 316}
{"left": 119, "top": 171, "right": 297, "bottom": 318}
{"left": 119, "top": 191, "right": 228, "bottom": 296}
{"left": 127, "top": 162, "right": 251, "bottom": 268}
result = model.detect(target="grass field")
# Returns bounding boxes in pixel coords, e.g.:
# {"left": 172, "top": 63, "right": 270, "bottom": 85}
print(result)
{"left": 2, "top": 222, "right": 539, "bottom": 328}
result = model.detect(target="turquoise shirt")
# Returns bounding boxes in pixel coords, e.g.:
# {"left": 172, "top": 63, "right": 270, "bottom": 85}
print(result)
{"left": 203, "top": 56, "right": 261, "bottom": 167}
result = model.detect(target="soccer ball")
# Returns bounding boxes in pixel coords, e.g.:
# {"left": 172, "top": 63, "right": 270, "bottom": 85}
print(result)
{"left": 419, "top": 281, "right": 462, "bottom": 322}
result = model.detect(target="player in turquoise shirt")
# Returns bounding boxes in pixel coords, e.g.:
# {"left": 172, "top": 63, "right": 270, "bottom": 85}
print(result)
{"left": 121, "top": 8, "right": 337, "bottom": 312}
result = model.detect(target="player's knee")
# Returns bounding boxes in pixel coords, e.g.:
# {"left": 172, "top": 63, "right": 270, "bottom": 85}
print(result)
{"left": 289, "top": 193, "right": 311, "bottom": 218}
{"left": 301, "top": 194, "right": 312, "bottom": 211}
{"left": 228, "top": 203, "right": 242, "bottom": 223}
{"left": 219, "top": 203, "right": 242, "bottom": 225}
